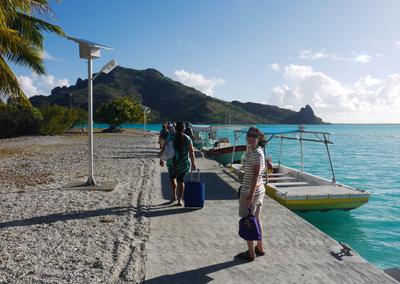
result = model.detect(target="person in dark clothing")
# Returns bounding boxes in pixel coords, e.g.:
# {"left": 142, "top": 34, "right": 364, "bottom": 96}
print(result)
{"left": 159, "top": 122, "right": 196, "bottom": 205}
{"left": 184, "top": 122, "right": 194, "bottom": 140}
{"left": 167, "top": 121, "right": 176, "bottom": 135}
{"left": 159, "top": 122, "right": 170, "bottom": 149}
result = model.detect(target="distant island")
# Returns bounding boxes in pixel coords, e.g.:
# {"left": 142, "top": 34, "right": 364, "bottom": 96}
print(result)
{"left": 30, "top": 66, "right": 325, "bottom": 124}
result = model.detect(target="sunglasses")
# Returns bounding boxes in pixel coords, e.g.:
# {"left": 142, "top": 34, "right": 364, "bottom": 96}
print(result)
{"left": 246, "top": 133, "right": 259, "bottom": 138}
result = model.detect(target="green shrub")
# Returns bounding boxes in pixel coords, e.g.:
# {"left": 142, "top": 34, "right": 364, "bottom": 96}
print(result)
{"left": 39, "top": 105, "right": 78, "bottom": 135}
{"left": 95, "top": 97, "right": 144, "bottom": 129}
{"left": 0, "top": 102, "right": 43, "bottom": 138}
{"left": 73, "top": 108, "right": 87, "bottom": 128}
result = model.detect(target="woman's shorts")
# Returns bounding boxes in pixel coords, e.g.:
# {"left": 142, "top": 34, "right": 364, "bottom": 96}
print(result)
{"left": 239, "top": 191, "right": 265, "bottom": 218}
{"left": 159, "top": 138, "right": 165, "bottom": 149}
{"left": 169, "top": 172, "right": 186, "bottom": 183}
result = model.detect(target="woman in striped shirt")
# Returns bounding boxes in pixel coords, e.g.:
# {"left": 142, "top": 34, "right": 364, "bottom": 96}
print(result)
{"left": 237, "top": 127, "right": 266, "bottom": 261}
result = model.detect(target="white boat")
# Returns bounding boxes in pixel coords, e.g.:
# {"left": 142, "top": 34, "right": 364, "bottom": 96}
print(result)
{"left": 191, "top": 124, "right": 216, "bottom": 150}
{"left": 192, "top": 125, "right": 247, "bottom": 166}
{"left": 228, "top": 126, "right": 369, "bottom": 211}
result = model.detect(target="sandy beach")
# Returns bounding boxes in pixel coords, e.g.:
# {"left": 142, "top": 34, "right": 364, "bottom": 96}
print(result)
{"left": 0, "top": 132, "right": 397, "bottom": 283}
{"left": 0, "top": 131, "right": 158, "bottom": 283}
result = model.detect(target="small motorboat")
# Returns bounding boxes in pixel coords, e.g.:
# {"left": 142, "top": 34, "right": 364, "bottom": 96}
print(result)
{"left": 204, "top": 137, "right": 247, "bottom": 166}
{"left": 192, "top": 125, "right": 247, "bottom": 166}
{"left": 191, "top": 124, "right": 216, "bottom": 150}
{"left": 228, "top": 126, "right": 369, "bottom": 211}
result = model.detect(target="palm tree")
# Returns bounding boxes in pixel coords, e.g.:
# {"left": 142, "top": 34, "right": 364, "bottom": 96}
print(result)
{"left": 0, "top": 0, "right": 64, "bottom": 103}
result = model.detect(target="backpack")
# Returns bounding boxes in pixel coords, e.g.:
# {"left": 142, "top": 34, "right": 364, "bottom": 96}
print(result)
{"left": 160, "top": 129, "right": 169, "bottom": 139}
{"left": 160, "top": 140, "right": 175, "bottom": 161}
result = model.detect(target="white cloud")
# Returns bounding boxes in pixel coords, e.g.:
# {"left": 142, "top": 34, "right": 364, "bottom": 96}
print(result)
{"left": 299, "top": 50, "right": 331, "bottom": 60}
{"left": 17, "top": 73, "right": 70, "bottom": 97}
{"left": 395, "top": 42, "right": 400, "bottom": 48}
{"left": 172, "top": 69, "right": 225, "bottom": 96}
{"left": 270, "top": 63, "right": 280, "bottom": 71}
{"left": 354, "top": 54, "right": 371, "bottom": 63}
{"left": 40, "top": 50, "right": 58, "bottom": 61}
{"left": 298, "top": 49, "right": 375, "bottom": 64}
{"left": 270, "top": 64, "right": 400, "bottom": 123}
{"left": 354, "top": 75, "right": 382, "bottom": 88}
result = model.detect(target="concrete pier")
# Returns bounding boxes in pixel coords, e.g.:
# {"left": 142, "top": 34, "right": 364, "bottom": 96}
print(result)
{"left": 145, "top": 153, "right": 397, "bottom": 283}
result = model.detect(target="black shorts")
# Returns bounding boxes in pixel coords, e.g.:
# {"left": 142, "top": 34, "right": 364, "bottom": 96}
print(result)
{"left": 169, "top": 173, "right": 186, "bottom": 183}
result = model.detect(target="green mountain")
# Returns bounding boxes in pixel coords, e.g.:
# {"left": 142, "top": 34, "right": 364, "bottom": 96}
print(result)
{"left": 29, "top": 66, "right": 325, "bottom": 124}
{"left": 281, "top": 105, "right": 323, "bottom": 124}
{"left": 231, "top": 101, "right": 296, "bottom": 123}
{"left": 231, "top": 101, "right": 324, "bottom": 124}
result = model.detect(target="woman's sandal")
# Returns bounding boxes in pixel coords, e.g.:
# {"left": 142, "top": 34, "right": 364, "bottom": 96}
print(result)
{"left": 236, "top": 251, "right": 255, "bottom": 262}
{"left": 254, "top": 246, "right": 265, "bottom": 256}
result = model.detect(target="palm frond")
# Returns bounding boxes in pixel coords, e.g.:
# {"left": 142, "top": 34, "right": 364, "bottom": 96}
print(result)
{"left": 0, "top": 0, "right": 63, "bottom": 102}
{"left": 12, "top": 12, "right": 64, "bottom": 47}
{"left": 0, "top": 0, "right": 30, "bottom": 14}
{"left": 9, "top": 0, "right": 53, "bottom": 16}
{"left": 0, "top": 54, "right": 26, "bottom": 101}
{"left": 0, "top": 27, "right": 45, "bottom": 74}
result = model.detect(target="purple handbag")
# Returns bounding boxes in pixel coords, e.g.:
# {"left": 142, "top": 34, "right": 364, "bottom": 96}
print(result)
{"left": 239, "top": 209, "right": 262, "bottom": 241}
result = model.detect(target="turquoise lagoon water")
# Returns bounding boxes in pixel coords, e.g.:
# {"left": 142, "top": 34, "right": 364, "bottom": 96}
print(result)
{"left": 97, "top": 123, "right": 400, "bottom": 269}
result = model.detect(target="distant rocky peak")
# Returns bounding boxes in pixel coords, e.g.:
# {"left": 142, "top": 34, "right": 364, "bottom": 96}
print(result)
{"left": 299, "top": 104, "right": 314, "bottom": 114}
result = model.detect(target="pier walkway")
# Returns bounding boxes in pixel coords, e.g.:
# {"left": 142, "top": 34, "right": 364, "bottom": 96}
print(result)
{"left": 144, "top": 153, "right": 396, "bottom": 283}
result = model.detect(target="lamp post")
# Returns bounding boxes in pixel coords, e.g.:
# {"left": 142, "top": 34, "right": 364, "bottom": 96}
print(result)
{"left": 143, "top": 106, "right": 151, "bottom": 136}
{"left": 66, "top": 35, "right": 117, "bottom": 187}
{"left": 69, "top": 93, "right": 73, "bottom": 109}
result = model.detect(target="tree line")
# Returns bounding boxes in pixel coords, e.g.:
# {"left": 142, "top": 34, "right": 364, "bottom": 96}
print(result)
{"left": 0, "top": 1, "right": 144, "bottom": 138}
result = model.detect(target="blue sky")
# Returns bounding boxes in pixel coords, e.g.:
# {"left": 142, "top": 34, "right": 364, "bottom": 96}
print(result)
{"left": 14, "top": 0, "right": 400, "bottom": 123}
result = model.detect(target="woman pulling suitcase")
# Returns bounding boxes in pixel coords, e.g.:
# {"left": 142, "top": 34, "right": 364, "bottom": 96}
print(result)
{"left": 237, "top": 127, "right": 266, "bottom": 261}
{"left": 160, "top": 122, "right": 196, "bottom": 206}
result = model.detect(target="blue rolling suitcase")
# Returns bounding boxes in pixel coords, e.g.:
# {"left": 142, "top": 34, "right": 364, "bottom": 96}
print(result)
{"left": 184, "top": 170, "right": 205, "bottom": 209}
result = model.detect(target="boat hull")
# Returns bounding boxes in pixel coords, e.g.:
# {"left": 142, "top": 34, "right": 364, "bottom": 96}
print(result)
{"left": 193, "top": 139, "right": 215, "bottom": 150}
{"left": 265, "top": 185, "right": 369, "bottom": 211}
{"left": 227, "top": 163, "right": 369, "bottom": 211}
{"left": 205, "top": 145, "right": 246, "bottom": 166}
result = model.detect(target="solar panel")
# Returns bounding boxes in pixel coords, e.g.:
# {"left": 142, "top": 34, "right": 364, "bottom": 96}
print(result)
{"left": 65, "top": 35, "right": 112, "bottom": 50}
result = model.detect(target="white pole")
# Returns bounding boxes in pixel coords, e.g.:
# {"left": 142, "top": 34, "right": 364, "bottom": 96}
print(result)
{"left": 86, "top": 56, "right": 95, "bottom": 185}
{"left": 300, "top": 131, "right": 304, "bottom": 172}
{"left": 144, "top": 108, "right": 147, "bottom": 136}
{"left": 300, "top": 132, "right": 304, "bottom": 172}
{"left": 231, "top": 130, "right": 238, "bottom": 165}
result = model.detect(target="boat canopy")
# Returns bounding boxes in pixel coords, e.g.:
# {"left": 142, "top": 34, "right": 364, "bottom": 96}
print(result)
{"left": 238, "top": 127, "right": 331, "bottom": 136}
{"left": 239, "top": 127, "right": 299, "bottom": 135}
{"left": 191, "top": 124, "right": 213, "bottom": 131}
{"left": 239, "top": 127, "right": 333, "bottom": 144}
{"left": 192, "top": 125, "right": 247, "bottom": 133}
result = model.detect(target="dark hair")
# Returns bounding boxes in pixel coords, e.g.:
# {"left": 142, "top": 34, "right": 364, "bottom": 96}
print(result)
{"left": 247, "top": 126, "right": 266, "bottom": 147}
{"left": 175, "top": 122, "right": 185, "bottom": 153}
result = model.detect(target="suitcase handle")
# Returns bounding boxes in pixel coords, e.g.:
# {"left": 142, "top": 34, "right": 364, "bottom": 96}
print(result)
{"left": 190, "top": 169, "right": 200, "bottom": 182}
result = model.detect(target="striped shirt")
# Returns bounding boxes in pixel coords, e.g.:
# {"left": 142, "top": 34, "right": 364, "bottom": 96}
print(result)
{"left": 241, "top": 146, "right": 266, "bottom": 195}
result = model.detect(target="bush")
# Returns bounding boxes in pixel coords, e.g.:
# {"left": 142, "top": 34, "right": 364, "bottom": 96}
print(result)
{"left": 38, "top": 105, "right": 78, "bottom": 135}
{"left": 95, "top": 97, "right": 144, "bottom": 129}
{"left": 73, "top": 108, "right": 87, "bottom": 128}
{"left": 0, "top": 101, "right": 43, "bottom": 138}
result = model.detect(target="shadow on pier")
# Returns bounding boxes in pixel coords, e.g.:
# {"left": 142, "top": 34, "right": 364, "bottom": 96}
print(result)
{"left": 160, "top": 172, "right": 237, "bottom": 201}
{"left": 145, "top": 259, "right": 245, "bottom": 284}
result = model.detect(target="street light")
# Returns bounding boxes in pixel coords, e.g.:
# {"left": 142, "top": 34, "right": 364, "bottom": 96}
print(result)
{"left": 143, "top": 106, "right": 151, "bottom": 136}
{"left": 93, "top": 59, "right": 118, "bottom": 80}
{"left": 65, "top": 35, "right": 118, "bottom": 188}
